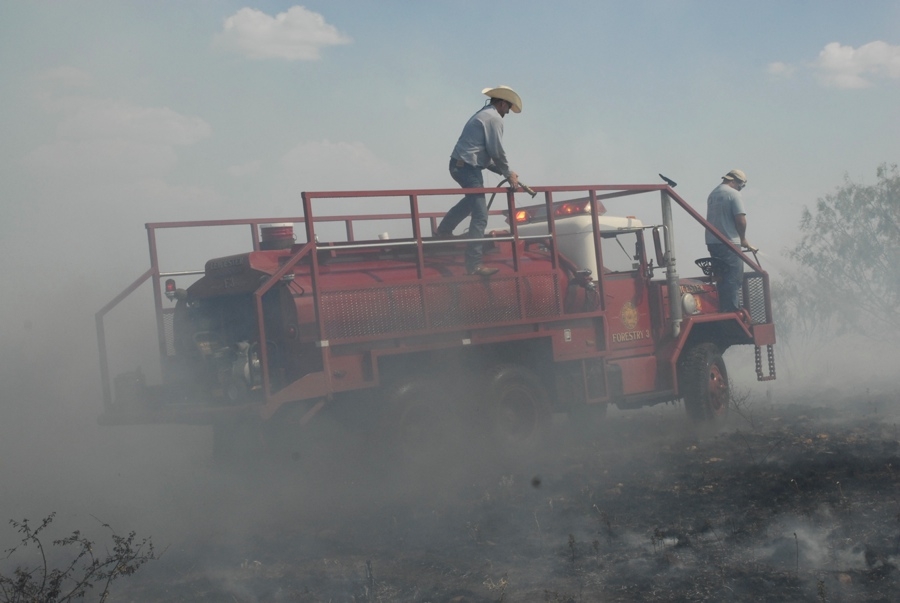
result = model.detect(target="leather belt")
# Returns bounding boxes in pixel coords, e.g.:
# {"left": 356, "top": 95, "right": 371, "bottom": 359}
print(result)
{"left": 451, "top": 157, "right": 479, "bottom": 169}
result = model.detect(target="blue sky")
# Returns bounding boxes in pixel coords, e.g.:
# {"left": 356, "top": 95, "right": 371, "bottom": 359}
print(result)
{"left": 1, "top": 1, "right": 898, "bottom": 317}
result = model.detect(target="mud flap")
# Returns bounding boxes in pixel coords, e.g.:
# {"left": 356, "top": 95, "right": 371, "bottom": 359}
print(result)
{"left": 755, "top": 345, "right": 776, "bottom": 381}
{"left": 112, "top": 369, "right": 149, "bottom": 411}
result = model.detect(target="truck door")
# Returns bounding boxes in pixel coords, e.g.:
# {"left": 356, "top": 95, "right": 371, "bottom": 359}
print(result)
{"left": 600, "top": 230, "right": 657, "bottom": 395}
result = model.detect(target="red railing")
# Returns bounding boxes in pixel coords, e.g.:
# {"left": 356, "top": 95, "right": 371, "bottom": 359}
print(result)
{"left": 96, "top": 183, "right": 773, "bottom": 411}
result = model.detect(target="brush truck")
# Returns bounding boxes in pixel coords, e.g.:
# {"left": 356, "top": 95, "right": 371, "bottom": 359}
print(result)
{"left": 96, "top": 181, "right": 776, "bottom": 460}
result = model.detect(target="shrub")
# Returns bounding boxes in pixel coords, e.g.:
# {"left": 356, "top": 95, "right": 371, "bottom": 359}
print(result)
{"left": 1, "top": 513, "right": 156, "bottom": 603}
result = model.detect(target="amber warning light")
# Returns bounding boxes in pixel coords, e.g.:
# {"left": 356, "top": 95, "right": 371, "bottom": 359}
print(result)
{"left": 555, "top": 199, "right": 590, "bottom": 217}
{"left": 510, "top": 198, "right": 606, "bottom": 224}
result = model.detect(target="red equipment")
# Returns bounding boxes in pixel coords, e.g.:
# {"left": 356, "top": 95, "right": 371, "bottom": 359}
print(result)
{"left": 96, "top": 182, "right": 776, "bottom": 459}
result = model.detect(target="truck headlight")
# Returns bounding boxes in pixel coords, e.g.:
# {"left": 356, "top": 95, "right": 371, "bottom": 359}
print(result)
{"left": 682, "top": 293, "right": 699, "bottom": 315}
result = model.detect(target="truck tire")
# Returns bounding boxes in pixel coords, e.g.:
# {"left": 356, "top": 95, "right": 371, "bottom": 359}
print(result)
{"left": 680, "top": 343, "right": 730, "bottom": 422}
{"left": 482, "top": 364, "right": 552, "bottom": 455}
{"left": 381, "top": 377, "right": 458, "bottom": 464}
{"left": 212, "top": 419, "right": 262, "bottom": 466}
{"left": 264, "top": 400, "right": 337, "bottom": 467}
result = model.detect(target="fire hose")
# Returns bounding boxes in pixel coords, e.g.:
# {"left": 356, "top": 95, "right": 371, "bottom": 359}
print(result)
{"left": 487, "top": 177, "right": 537, "bottom": 211}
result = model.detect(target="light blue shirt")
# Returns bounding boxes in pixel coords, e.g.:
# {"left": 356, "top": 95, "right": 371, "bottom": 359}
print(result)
{"left": 450, "top": 104, "right": 511, "bottom": 177}
{"left": 705, "top": 183, "right": 746, "bottom": 245}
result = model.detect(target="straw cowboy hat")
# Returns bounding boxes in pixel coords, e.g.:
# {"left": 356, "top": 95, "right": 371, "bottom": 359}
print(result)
{"left": 482, "top": 85, "right": 522, "bottom": 113}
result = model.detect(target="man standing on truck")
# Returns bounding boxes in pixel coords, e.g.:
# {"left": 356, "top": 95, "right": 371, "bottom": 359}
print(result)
{"left": 705, "top": 169, "right": 757, "bottom": 312}
{"left": 435, "top": 85, "right": 523, "bottom": 277}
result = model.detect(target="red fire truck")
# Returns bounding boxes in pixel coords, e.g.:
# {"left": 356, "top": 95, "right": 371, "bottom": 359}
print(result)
{"left": 96, "top": 181, "right": 776, "bottom": 459}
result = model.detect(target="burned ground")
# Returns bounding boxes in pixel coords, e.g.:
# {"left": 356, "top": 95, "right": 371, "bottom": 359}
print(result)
{"left": 100, "top": 386, "right": 900, "bottom": 603}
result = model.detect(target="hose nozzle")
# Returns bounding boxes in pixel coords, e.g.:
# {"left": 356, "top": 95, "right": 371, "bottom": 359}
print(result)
{"left": 518, "top": 182, "right": 537, "bottom": 197}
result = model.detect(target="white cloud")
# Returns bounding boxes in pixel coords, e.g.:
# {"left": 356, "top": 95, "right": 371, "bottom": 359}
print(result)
{"left": 30, "top": 67, "right": 94, "bottom": 107}
{"left": 23, "top": 139, "right": 177, "bottom": 182}
{"left": 218, "top": 6, "right": 351, "bottom": 61}
{"left": 766, "top": 61, "right": 795, "bottom": 78}
{"left": 53, "top": 97, "right": 211, "bottom": 146}
{"left": 23, "top": 88, "right": 212, "bottom": 193}
{"left": 282, "top": 139, "right": 390, "bottom": 183}
{"left": 275, "top": 139, "right": 405, "bottom": 204}
{"left": 814, "top": 40, "right": 900, "bottom": 89}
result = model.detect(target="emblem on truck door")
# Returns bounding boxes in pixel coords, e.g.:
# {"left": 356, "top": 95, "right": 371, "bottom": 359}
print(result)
{"left": 612, "top": 300, "right": 650, "bottom": 343}
{"left": 620, "top": 301, "right": 639, "bottom": 330}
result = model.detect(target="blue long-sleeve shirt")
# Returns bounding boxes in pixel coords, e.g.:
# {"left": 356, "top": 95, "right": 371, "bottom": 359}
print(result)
{"left": 450, "top": 104, "right": 511, "bottom": 178}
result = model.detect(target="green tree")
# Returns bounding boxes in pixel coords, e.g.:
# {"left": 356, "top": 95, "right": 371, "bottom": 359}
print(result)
{"left": 786, "top": 163, "right": 900, "bottom": 342}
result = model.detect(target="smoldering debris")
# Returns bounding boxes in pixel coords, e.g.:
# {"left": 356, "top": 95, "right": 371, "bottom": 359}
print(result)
{"left": 4, "top": 291, "right": 900, "bottom": 601}
{"left": 37, "top": 390, "right": 878, "bottom": 602}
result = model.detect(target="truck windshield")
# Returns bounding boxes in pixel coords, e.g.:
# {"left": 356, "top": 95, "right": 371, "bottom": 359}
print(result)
{"left": 601, "top": 231, "right": 641, "bottom": 273}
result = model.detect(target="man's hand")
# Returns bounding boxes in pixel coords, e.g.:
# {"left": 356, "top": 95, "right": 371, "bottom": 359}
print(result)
{"left": 508, "top": 171, "right": 519, "bottom": 189}
{"left": 741, "top": 239, "right": 758, "bottom": 253}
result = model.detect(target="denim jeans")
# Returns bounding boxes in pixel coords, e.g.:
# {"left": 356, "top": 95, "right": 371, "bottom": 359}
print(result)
{"left": 708, "top": 243, "right": 744, "bottom": 312}
{"left": 438, "top": 159, "right": 488, "bottom": 271}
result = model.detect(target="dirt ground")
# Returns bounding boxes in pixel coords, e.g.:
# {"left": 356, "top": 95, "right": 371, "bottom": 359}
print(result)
{"left": 111, "top": 385, "right": 900, "bottom": 603}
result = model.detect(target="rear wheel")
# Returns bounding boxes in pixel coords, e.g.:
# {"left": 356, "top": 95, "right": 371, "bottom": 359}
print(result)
{"left": 680, "top": 343, "right": 730, "bottom": 422}
{"left": 379, "top": 377, "right": 460, "bottom": 466}
{"left": 482, "top": 364, "right": 552, "bottom": 455}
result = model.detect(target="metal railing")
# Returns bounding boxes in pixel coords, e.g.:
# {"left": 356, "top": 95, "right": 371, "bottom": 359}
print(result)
{"left": 96, "top": 183, "right": 774, "bottom": 411}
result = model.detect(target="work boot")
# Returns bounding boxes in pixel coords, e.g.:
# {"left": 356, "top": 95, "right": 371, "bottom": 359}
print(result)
{"left": 433, "top": 230, "right": 455, "bottom": 239}
{"left": 468, "top": 265, "right": 499, "bottom": 276}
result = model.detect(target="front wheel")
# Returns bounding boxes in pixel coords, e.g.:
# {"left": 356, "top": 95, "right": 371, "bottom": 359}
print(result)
{"left": 679, "top": 343, "right": 730, "bottom": 422}
{"left": 212, "top": 418, "right": 263, "bottom": 466}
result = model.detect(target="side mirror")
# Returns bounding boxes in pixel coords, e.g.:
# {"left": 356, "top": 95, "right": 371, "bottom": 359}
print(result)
{"left": 652, "top": 227, "right": 665, "bottom": 267}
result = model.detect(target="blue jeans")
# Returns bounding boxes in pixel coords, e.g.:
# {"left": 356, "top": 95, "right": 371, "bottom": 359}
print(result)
{"left": 708, "top": 243, "right": 744, "bottom": 312}
{"left": 438, "top": 159, "right": 487, "bottom": 271}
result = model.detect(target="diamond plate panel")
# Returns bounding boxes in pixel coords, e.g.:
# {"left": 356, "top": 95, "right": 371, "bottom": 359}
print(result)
{"left": 321, "top": 285, "right": 426, "bottom": 340}
{"left": 425, "top": 274, "right": 562, "bottom": 328}
{"left": 426, "top": 277, "right": 522, "bottom": 328}
{"left": 321, "top": 275, "right": 564, "bottom": 339}
{"left": 744, "top": 274, "right": 768, "bottom": 325}
{"left": 163, "top": 310, "right": 176, "bottom": 356}
{"left": 522, "top": 274, "right": 562, "bottom": 318}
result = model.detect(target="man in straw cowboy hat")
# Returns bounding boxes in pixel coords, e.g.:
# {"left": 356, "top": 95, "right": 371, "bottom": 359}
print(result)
{"left": 705, "top": 169, "right": 758, "bottom": 312}
{"left": 435, "top": 85, "right": 524, "bottom": 276}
